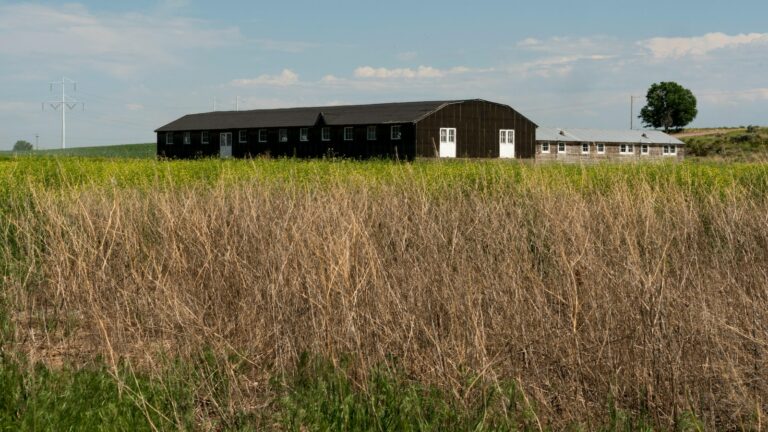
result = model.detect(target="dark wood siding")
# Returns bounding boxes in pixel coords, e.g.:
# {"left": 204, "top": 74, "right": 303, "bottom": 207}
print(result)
{"left": 414, "top": 100, "right": 536, "bottom": 159}
{"left": 157, "top": 124, "right": 415, "bottom": 160}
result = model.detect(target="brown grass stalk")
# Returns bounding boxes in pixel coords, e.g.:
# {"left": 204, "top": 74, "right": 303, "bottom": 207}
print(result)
{"left": 5, "top": 178, "right": 768, "bottom": 429}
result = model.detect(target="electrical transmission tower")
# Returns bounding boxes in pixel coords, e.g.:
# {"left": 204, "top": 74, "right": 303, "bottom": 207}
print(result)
{"left": 43, "top": 77, "right": 84, "bottom": 149}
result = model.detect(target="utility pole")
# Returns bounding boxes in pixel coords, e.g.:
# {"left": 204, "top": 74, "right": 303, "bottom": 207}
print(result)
{"left": 235, "top": 96, "right": 240, "bottom": 111}
{"left": 630, "top": 95, "right": 644, "bottom": 130}
{"left": 213, "top": 97, "right": 217, "bottom": 112}
{"left": 35, "top": 134, "right": 39, "bottom": 151}
{"left": 44, "top": 77, "right": 83, "bottom": 149}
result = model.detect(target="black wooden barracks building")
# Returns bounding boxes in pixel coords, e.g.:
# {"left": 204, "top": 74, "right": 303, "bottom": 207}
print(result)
{"left": 155, "top": 99, "right": 537, "bottom": 160}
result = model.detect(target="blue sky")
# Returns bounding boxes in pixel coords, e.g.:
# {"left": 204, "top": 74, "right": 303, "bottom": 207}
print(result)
{"left": 1, "top": 0, "right": 767, "bottom": 149}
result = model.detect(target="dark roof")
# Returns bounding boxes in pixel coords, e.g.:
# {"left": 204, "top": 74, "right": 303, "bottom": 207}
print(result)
{"left": 156, "top": 100, "right": 479, "bottom": 132}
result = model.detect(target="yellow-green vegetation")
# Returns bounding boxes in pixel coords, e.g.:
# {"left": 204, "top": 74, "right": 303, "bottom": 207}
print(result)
{"left": 0, "top": 142, "right": 155, "bottom": 159}
{"left": 1, "top": 157, "right": 767, "bottom": 430}
{"left": 682, "top": 126, "right": 768, "bottom": 160}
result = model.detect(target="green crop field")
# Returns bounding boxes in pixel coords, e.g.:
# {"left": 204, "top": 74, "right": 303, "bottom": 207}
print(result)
{"left": 0, "top": 142, "right": 155, "bottom": 159}
{"left": 1, "top": 157, "right": 767, "bottom": 430}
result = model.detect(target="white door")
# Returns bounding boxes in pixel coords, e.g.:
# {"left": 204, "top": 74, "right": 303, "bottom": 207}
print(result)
{"left": 499, "top": 129, "right": 515, "bottom": 158}
{"left": 439, "top": 128, "right": 456, "bottom": 158}
{"left": 219, "top": 132, "right": 233, "bottom": 159}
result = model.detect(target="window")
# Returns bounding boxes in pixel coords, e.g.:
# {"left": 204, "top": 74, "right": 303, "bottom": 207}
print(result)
{"left": 344, "top": 127, "right": 354, "bottom": 141}
{"left": 239, "top": 130, "right": 247, "bottom": 143}
{"left": 321, "top": 127, "right": 331, "bottom": 141}
{"left": 663, "top": 145, "right": 678, "bottom": 156}
{"left": 391, "top": 125, "right": 402, "bottom": 140}
{"left": 499, "top": 129, "right": 515, "bottom": 145}
{"left": 367, "top": 126, "right": 376, "bottom": 141}
{"left": 166, "top": 133, "right": 174, "bottom": 145}
{"left": 183, "top": 132, "right": 191, "bottom": 145}
{"left": 258, "top": 129, "right": 267, "bottom": 143}
{"left": 541, "top": 141, "right": 550, "bottom": 153}
{"left": 641, "top": 144, "right": 649, "bottom": 155}
{"left": 439, "top": 128, "right": 456, "bottom": 144}
{"left": 581, "top": 143, "right": 589, "bottom": 154}
{"left": 201, "top": 131, "right": 209, "bottom": 145}
{"left": 557, "top": 141, "right": 566, "bottom": 154}
{"left": 279, "top": 129, "right": 288, "bottom": 143}
{"left": 620, "top": 144, "right": 635, "bottom": 155}
{"left": 438, "top": 128, "right": 456, "bottom": 158}
{"left": 597, "top": 143, "right": 605, "bottom": 154}
{"left": 299, "top": 128, "right": 309, "bottom": 142}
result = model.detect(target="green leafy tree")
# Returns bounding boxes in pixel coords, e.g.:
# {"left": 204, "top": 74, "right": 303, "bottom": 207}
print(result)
{"left": 13, "top": 140, "right": 33, "bottom": 152}
{"left": 639, "top": 82, "right": 698, "bottom": 132}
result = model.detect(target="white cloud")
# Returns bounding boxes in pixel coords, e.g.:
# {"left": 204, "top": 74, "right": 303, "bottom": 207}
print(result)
{"left": 230, "top": 69, "right": 300, "bottom": 87}
{"left": 511, "top": 54, "right": 614, "bottom": 78}
{"left": 396, "top": 51, "right": 418, "bottom": 61}
{"left": 251, "top": 39, "right": 319, "bottom": 53}
{"left": 353, "top": 65, "right": 481, "bottom": 80}
{"left": 320, "top": 75, "right": 342, "bottom": 83}
{"left": 697, "top": 88, "right": 768, "bottom": 105}
{"left": 640, "top": 32, "right": 768, "bottom": 59}
{"left": 510, "top": 36, "right": 621, "bottom": 78}
{"left": 354, "top": 66, "right": 444, "bottom": 79}
{"left": 516, "top": 36, "right": 621, "bottom": 55}
{"left": 0, "top": 3, "right": 243, "bottom": 78}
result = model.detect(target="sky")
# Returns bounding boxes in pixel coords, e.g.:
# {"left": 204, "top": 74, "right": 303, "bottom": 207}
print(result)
{"left": 0, "top": 0, "right": 767, "bottom": 149}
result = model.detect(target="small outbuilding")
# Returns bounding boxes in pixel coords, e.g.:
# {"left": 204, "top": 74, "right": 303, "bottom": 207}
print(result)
{"left": 535, "top": 127, "right": 685, "bottom": 162}
{"left": 155, "top": 99, "right": 538, "bottom": 160}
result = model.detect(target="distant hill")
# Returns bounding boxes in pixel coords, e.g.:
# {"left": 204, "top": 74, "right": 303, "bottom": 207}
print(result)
{"left": 679, "top": 127, "right": 768, "bottom": 160}
{"left": 2, "top": 143, "right": 156, "bottom": 159}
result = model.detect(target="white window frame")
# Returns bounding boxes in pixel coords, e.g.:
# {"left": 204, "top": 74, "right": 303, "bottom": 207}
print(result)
{"left": 438, "top": 127, "right": 457, "bottom": 158}
{"left": 166, "top": 133, "right": 174, "bottom": 145}
{"left": 391, "top": 125, "right": 402, "bottom": 140}
{"left": 279, "top": 129, "right": 288, "bottom": 143}
{"left": 499, "top": 129, "right": 515, "bottom": 145}
{"left": 201, "top": 131, "right": 209, "bottom": 145}
{"left": 183, "top": 132, "right": 191, "bottom": 145}
{"left": 299, "top": 128, "right": 309, "bottom": 142}
{"left": 620, "top": 144, "right": 635, "bottom": 155}
{"left": 367, "top": 125, "right": 377, "bottom": 141}
{"left": 238, "top": 130, "right": 247, "bottom": 144}
{"left": 321, "top": 127, "right": 331, "bottom": 142}
{"left": 557, "top": 141, "right": 566, "bottom": 154}
{"left": 641, "top": 144, "right": 649, "bottom": 155}
{"left": 258, "top": 129, "right": 267, "bottom": 143}
{"left": 663, "top": 145, "right": 678, "bottom": 156}
{"left": 541, "top": 141, "right": 550, "bottom": 153}
{"left": 581, "top": 142, "right": 589, "bottom": 154}
{"left": 597, "top": 143, "right": 605, "bottom": 154}
{"left": 344, "top": 127, "right": 354, "bottom": 141}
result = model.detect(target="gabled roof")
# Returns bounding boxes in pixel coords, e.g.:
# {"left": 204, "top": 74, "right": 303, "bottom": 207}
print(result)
{"left": 536, "top": 127, "right": 684, "bottom": 145}
{"left": 156, "top": 100, "right": 471, "bottom": 132}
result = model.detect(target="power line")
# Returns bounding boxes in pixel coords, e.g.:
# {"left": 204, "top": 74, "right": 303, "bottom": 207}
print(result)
{"left": 43, "top": 77, "right": 84, "bottom": 149}
{"left": 630, "top": 95, "right": 644, "bottom": 130}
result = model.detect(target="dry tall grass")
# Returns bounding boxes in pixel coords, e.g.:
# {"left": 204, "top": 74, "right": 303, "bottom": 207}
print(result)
{"left": 5, "top": 174, "right": 768, "bottom": 429}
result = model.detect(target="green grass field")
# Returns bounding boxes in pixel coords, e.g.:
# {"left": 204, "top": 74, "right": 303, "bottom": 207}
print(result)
{"left": 0, "top": 142, "right": 155, "bottom": 159}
